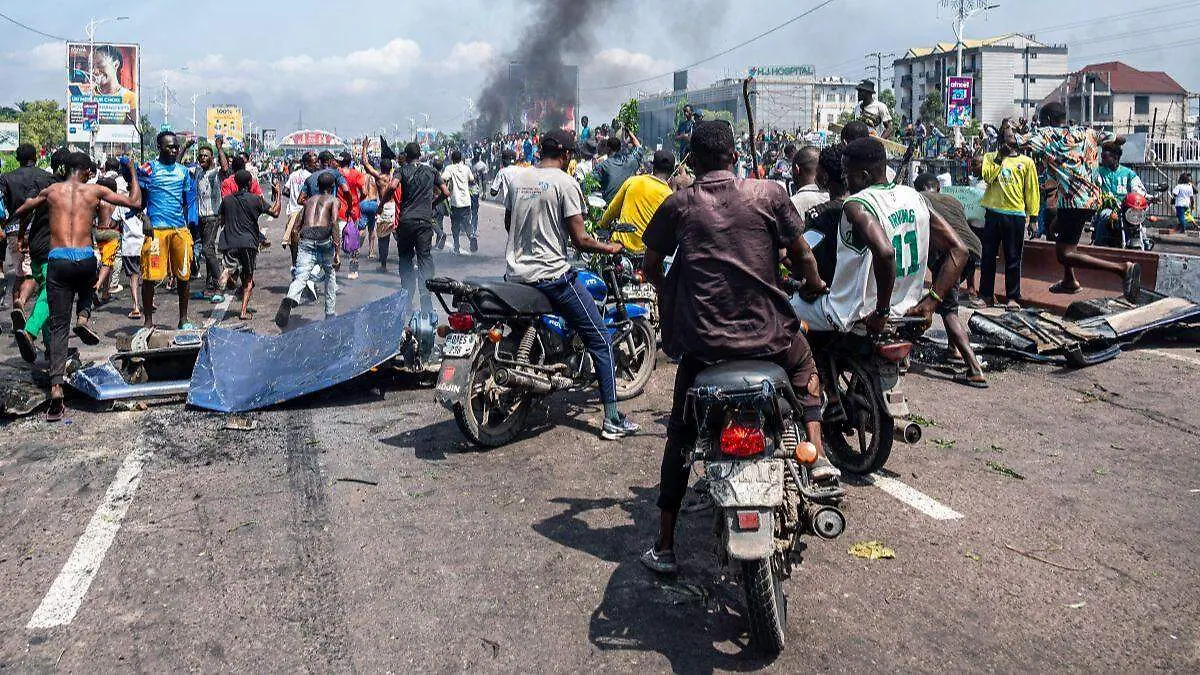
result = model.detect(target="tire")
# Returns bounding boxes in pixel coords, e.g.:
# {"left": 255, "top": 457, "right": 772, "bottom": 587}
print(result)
{"left": 452, "top": 351, "right": 533, "bottom": 448}
{"left": 741, "top": 558, "right": 787, "bottom": 655}
{"left": 613, "top": 318, "right": 657, "bottom": 401}
{"left": 822, "top": 358, "right": 893, "bottom": 475}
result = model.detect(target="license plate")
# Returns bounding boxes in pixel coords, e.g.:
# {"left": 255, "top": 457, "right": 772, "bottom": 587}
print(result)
{"left": 442, "top": 332, "right": 478, "bottom": 358}
{"left": 622, "top": 284, "right": 656, "bottom": 299}
{"left": 706, "top": 460, "right": 785, "bottom": 508}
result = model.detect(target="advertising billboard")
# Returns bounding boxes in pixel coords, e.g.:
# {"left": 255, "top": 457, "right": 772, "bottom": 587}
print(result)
{"left": 0, "top": 122, "right": 18, "bottom": 152}
{"left": 67, "top": 42, "right": 139, "bottom": 143}
{"left": 946, "top": 76, "right": 974, "bottom": 128}
{"left": 206, "top": 105, "right": 244, "bottom": 145}
{"left": 261, "top": 128, "right": 277, "bottom": 149}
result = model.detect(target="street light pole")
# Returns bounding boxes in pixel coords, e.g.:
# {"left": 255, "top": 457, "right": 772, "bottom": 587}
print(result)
{"left": 83, "top": 16, "right": 129, "bottom": 157}
{"left": 939, "top": 1, "right": 998, "bottom": 146}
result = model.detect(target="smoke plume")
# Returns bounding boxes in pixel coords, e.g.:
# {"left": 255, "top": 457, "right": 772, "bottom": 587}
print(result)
{"left": 475, "top": 0, "right": 610, "bottom": 136}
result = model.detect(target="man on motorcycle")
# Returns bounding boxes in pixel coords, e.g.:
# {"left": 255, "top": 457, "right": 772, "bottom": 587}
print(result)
{"left": 1092, "top": 139, "right": 1147, "bottom": 247}
{"left": 503, "top": 129, "right": 640, "bottom": 440}
{"left": 638, "top": 120, "right": 835, "bottom": 575}
{"left": 791, "top": 138, "right": 967, "bottom": 335}
{"left": 595, "top": 149, "right": 675, "bottom": 253}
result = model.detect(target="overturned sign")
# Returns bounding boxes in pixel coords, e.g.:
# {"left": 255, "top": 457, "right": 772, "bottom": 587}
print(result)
{"left": 969, "top": 291, "right": 1200, "bottom": 367}
{"left": 70, "top": 329, "right": 205, "bottom": 402}
{"left": 187, "top": 290, "right": 410, "bottom": 412}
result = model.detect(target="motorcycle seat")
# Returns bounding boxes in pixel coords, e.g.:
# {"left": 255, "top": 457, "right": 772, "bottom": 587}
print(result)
{"left": 691, "top": 360, "right": 792, "bottom": 397}
{"left": 465, "top": 277, "right": 555, "bottom": 316}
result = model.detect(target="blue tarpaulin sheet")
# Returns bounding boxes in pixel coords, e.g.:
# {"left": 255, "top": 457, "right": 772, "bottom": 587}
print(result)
{"left": 187, "top": 290, "right": 410, "bottom": 412}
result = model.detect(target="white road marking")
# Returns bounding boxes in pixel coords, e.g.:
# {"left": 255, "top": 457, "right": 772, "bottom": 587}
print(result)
{"left": 205, "top": 293, "right": 234, "bottom": 327}
{"left": 1142, "top": 348, "right": 1200, "bottom": 368}
{"left": 27, "top": 444, "right": 154, "bottom": 630}
{"left": 866, "top": 472, "right": 964, "bottom": 520}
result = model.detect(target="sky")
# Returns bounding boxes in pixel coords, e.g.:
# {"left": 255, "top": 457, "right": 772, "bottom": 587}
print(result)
{"left": 0, "top": 0, "right": 1195, "bottom": 139}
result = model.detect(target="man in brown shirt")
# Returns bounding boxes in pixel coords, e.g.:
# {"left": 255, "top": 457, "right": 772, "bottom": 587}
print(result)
{"left": 638, "top": 121, "right": 838, "bottom": 575}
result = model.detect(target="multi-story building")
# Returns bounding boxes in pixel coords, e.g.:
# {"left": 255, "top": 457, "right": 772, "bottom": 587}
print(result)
{"left": 636, "top": 66, "right": 858, "bottom": 151}
{"left": 893, "top": 33, "right": 1068, "bottom": 126}
{"left": 1042, "top": 61, "right": 1189, "bottom": 136}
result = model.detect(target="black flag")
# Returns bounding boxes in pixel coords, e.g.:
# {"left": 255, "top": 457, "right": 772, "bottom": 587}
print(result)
{"left": 379, "top": 135, "right": 396, "bottom": 161}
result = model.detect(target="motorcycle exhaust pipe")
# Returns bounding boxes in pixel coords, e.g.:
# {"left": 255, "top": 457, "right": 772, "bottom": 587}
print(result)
{"left": 805, "top": 505, "right": 846, "bottom": 540}
{"left": 894, "top": 418, "right": 922, "bottom": 444}
{"left": 492, "top": 368, "right": 572, "bottom": 395}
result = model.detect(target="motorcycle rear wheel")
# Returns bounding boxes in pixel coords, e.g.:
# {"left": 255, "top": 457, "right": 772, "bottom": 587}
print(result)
{"left": 822, "top": 358, "right": 893, "bottom": 474}
{"left": 613, "top": 318, "right": 657, "bottom": 401}
{"left": 742, "top": 557, "right": 787, "bottom": 655}
{"left": 453, "top": 353, "right": 533, "bottom": 448}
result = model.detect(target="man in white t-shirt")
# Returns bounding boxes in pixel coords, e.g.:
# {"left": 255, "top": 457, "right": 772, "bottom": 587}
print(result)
{"left": 441, "top": 150, "right": 476, "bottom": 254}
{"left": 1172, "top": 173, "right": 1195, "bottom": 233}
{"left": 114, "top": 203, "right": 145, "bottom": 319}
{"left": 856, "top": 79, "right": 893, "bottom": 140}
{"left": 280, "top": 152, "right": 316, "bottom": 268}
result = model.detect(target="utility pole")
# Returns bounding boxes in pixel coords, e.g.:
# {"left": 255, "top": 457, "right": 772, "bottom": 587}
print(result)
{"left": 939, "top": 1, "right": 998, "bottom": 146}
{"left": 864, "top": 52, "right": 896, "bottom": 95}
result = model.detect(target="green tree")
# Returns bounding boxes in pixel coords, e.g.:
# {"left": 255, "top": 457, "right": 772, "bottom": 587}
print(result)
{"left": 137, "top": 114, "right": 157, "bottom": 158}
{"left": 836, "top": 110, "right": 856, "bottom": 127}
{"left": 16, "top": 100, "right": 66, "bottom": 152}
{"left": 0, "top": 106, "right": 19, "bottom": 123}
{"left": 880, "top": 89, "right": 896, "bottom": 112}
{"left": 919, "top": 90, "right": 947, "bottom": 133}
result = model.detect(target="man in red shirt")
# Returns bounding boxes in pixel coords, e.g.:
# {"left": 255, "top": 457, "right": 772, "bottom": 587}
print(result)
{"left": 220, "top": 155, "right": 262, "bottom": 198}
{"left": 337, "top": 151, "right": 367, "bottom": 278}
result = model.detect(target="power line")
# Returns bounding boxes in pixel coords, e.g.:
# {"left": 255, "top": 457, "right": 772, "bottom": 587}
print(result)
{"left": 1028, "top": 0, "right": 1200, "bottom": 36}
{"left": 0, "top": 10, "right": 71, "bottom": 42}
{"left": 582, "top": 0, "right": 840, "bottom": 92}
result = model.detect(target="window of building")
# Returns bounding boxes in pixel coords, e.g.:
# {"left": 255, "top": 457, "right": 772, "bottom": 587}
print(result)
{"left": 1134, "top": 124, "right": 1149, "bottom": 133}
{"left": 1029, "top": 77, "right": 1037, "bottom": 83}
{"left": 1134, "top": 95, "right": 1150, "bottom": 115}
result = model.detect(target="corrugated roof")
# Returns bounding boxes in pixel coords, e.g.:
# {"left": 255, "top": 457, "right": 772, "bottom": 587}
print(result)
{"left": 1078, "top": 61, "right": 1187, "bottom": 95}
{"left": 902, "top": 33, "right": 1048, "bottom": 58}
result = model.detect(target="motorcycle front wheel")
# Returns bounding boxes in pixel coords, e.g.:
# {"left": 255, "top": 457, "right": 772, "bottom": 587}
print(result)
{"left": 453, "top": 352, "right": 533, "bottom": 448}
{"left": 742, "top": 557, "right": 787, "bottom": 655}
{"left": 822, "top": 357, "right": 893, "bottom": 474}
{"left": 613, "top": 318, "right": 657, "bottom": 401}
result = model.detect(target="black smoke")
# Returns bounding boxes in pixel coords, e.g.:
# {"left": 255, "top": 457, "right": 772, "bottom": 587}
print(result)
{"left": 475, "top": 0, "right": 605, "bottom": 136}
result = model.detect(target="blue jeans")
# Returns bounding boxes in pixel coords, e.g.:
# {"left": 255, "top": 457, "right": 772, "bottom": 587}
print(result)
{"left": 449, "top": 206, "right": 472, "bottom": 251}
{"left": 470, "top": 194, "right": 480, "bottom": 237}
{"left": 359, "top": 199, "right": 379, "bottom": 237}
{"left": 287, "top": 238, "right": 337, "bottom": 316}
{"left": 1177, "top": 206, "right": 1189, "bottom": 232}
{"left": 528, "top": 271, "right": 617, "bottom": 405}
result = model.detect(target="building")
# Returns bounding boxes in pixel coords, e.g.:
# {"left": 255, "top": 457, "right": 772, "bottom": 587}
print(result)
{"left": 893, "top": 33, "right": 1067, "bottom": 126}
{"left": 636, "top": 66, "right": 859, "bottom": 151}
{"left": 1042, "top": 61, "right": 1189, "bottom": 136}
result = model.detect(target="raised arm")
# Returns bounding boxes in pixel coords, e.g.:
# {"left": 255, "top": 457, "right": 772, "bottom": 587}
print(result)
{"left": 360, "top": 138, "right": 383, "bottom": 180}
{"left": 265, "top": 180, "right": 282, "bottom": 218}
{"left": 215, "top": 136, "right": 230, "bottom": 174}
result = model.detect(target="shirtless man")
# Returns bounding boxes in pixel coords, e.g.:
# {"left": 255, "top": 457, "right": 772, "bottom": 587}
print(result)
{"left": 12, "top": 152, "right": 142, "bottom": 420}
{"left": 275, "top": 171, "right": 340, "bottom": 329}
{"left": 360, "top": 138, "right": 402, "bottom": 271}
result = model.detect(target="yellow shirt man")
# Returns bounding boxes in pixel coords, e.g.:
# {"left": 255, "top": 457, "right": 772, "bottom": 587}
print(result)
{"left": 980, "top": 152, "right": 1040, "bottom": 218}
{"left": 597, "top": 174, "right": 672, "bottom": 253}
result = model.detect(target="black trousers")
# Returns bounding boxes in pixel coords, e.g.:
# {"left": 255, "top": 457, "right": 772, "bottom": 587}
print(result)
{"left": 395, "top": 219, "right": 435, "bottom": 313}
{"left": 979, "top": 209, "right": 1026, "bottom": 301}
{"left": 47, "top": 257, "right": 97, "bottom": 386}
{"left": 200, "top": 215, "right": 222, "bottom": 290}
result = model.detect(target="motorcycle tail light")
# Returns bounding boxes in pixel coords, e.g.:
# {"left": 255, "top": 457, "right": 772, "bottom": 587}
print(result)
{"left": 736, "top": 510, "right": 761, "bottom": 531}
{"left": 876, "top": 341, "right": 912, "bottom": 363}
{"left": 487, "top": 327, "right": 504, "bottom": 343}
{"left": 448, "top": 312, "right": 475, "bottom": 332}
{"left": 720, "top": 422, "right": 766, "bottom": 458}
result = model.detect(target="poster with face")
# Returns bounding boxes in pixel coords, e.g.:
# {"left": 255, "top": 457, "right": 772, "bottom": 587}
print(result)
{"left": 67, "top": 42, "right": 139, "bottom": 142}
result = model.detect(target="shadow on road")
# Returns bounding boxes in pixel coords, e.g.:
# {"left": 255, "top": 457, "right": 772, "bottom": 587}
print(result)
{"left": 533, "top": 486, "right": 776, "bottom": 672}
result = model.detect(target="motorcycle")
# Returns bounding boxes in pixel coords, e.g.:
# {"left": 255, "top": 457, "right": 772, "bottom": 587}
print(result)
{"left": 686, "top": 360, "right": 845, "bottom": 653}
{"left": 1094, "top": 187, "right": 1165, "bottom": 251}
{"left": 427, "top": 247, "right": 658, "bottom": 447}
{"left": 807, "top": 318, "right": 926, "bottom": 475}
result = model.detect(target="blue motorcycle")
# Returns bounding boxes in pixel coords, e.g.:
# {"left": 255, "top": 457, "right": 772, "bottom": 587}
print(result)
{"left": 426, "top": 253, "right": 657, "bottom": 447}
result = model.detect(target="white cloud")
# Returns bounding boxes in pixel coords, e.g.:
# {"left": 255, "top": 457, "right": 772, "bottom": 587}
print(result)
{"left": 0, "top": 41, "right": 64, "bottom": 72}
{"left": 442, "top": 41, "right": 495, "bottom": 72}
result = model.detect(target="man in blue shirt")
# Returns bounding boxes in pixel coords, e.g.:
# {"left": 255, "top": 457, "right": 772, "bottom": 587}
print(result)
{"left": 137, "top": 131, "right": 199, "bottom": 329}
{"left": 521, "top": 131, "right": 535, "bottom": 164}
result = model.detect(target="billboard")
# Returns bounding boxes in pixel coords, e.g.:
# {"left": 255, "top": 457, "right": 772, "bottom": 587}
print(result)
{"left": 67, "top": 42, "right": 139, "bottom": 143}
{"left": 261, "top": 128, "right": 277, "bottom": 149}
{"left": 0, "top": 122, "right": 18, "bottom": 152}
{"left": 946, "top": 76, "right": 974, "bottom": 128}
{"left": 206, "top": 105, "right": 244, "bottom": 145}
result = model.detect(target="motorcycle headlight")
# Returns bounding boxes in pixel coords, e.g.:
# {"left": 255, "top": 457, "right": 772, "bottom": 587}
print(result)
{"left": 618, "top": 256, "right": 634, "bottom": 278}
{"left": 1125, "top": 208, "right": 1147, "bottom": 226}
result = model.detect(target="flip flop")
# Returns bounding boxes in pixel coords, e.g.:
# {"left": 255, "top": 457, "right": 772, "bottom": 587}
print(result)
{"left": 15, "top": 330, "right": 37, "bottom": 363}
{"left": 10, "top": 309, "right": 25, "bottom": 331}
{"left": 1048, "top": 281, "right": 1083, "bottom": 295}
{"left": 128, "top": 309, "right": 143, "bottom": 320}
{"left": 1123, "top": 263, "right": 1142, "bottom": 301}
{"left": 954, "top": 372, "right": 989, "bottom": 389}
{"left": 73, "top": 324, "right": 101, "bottom": 346}
{"left": 44, "top": 398, "right": 65, "bottom": 422}
{"left": 238, "top": 314, "right": 253, "bottom": 321}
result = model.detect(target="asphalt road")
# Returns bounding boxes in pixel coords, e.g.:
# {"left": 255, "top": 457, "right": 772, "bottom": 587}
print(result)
{"left": 2, "top": 201, "right": 1199, "bottom": 671}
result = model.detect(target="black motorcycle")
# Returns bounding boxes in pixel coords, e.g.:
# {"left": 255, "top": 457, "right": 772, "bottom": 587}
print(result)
{"left": 687, "top": 361, "right": 845, "bottom": 653}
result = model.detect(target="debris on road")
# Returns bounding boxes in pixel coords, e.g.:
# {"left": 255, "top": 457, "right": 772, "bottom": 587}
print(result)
{"left": 968, "top": 290, "right": 1200, "bottom": 368}
{"left": 187, "top": 290, "right": 410, "bottom": 412}
{"left": 333, "top": 477, "right": 379, "bottom": 486}
{"left": 931, "top": 438, "right": 956, "bottom": 449}
{"left": 70, "top": 327, "right": 205, "bottom": 403}
{"left": 848, "top": 540, "right": 896, "bottom": 560}
{"left": 986, "top": 460, "right": 1025, "bottom": 480}
{"left": 226, "top": 520, "right": 256, "bottom": 535}
{"left": 1003, "top": 543, "right": 1089, "bottom": 572}
{"left": 224, "top": 414, "right": 258, "bottom": 431}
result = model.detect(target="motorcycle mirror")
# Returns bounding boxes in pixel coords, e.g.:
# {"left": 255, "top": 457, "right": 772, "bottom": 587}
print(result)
{"left": 612, "top": 224, "right": 637, "bottom": 234}
{"left": 587, "top": 194, "right": 607, "bottom": 209}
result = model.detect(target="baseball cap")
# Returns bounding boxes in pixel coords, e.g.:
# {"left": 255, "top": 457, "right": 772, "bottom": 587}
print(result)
{"left": 540, "top": 129, "right": 577, "bottom": 154}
